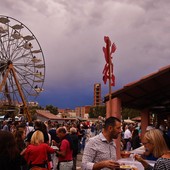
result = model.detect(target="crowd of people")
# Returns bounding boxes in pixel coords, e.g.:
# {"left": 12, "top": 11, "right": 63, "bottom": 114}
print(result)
{"left": 0, "top": 118, "right": 103, "bottom": 170}
{"left": 0, "top": 117, "right": 170, "bottom": 170}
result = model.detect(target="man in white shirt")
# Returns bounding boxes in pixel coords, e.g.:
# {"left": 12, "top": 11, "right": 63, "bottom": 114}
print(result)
{"left": 82, "top": 116, "right": 122, "bottom": 170}
{"left": 123, "top": 124, "right": 133, "bottom": 151}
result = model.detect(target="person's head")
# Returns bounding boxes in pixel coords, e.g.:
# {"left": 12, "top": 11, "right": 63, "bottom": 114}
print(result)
{"left": 103, "top": 116, "right": 121, "bottom": 140}
{"left": 0, "top": 131, "right": 19, "bottom": 160}
{"left": 159, "top": 125, "right": 166, "bottom": 132}
{"left": 146, "top": 125, "right": 155, "bottom": 131}
{"left": 56, "top": 127, "right": 67, "bottom": 139}
{"left": 14, "top": 128, "right": 26, "bottom": 141}
{"left": 28, "top": 122, "right": 33, "bottom": 127}
{"left": 3, "top": 120, "right": 7, "bottom": 125}
{"left": 70, "top": 127, "right": 77, "bottom": 134}
{"left": 128, "top": 124, "right": 134, "bottom": 131}
{"left": 34, "top": 120, "right": 42, "bottom": 130}
{"left": 30, "top": 130, "right": 44, "bottom": 145}
{"left": 142, "top": 129, "right": 168, "bottom": 158}
{"left": 16, "top": 122, "right": 26, "bottom": 132}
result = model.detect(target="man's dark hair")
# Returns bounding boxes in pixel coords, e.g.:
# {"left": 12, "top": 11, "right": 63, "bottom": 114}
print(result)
{"left": 34, "top": 120, "right": 42, "bottom": 129}
{"left": 58, "top": 127, "right": 67, "bottom": 134}
{"left": 104, "top": 116, "right": 121, "bottom": 129}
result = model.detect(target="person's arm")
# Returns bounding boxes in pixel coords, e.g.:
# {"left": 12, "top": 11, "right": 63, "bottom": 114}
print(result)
{"left": 93, "top": 160, "right": 119, "bottom": 170}
{"left": 23, "top": 146, "right": 30, "bottom": 163}
{"left": 20, "top": 148, "right": 27, "bottom": 155}
{"left": 56, "top": 150, "right": 66, "bottom": 157}
{"left": 134, "top": 154, "right": 152, "bottom": 169}
{"left": 45, "top": 144, "right": 56, "bottom": 154}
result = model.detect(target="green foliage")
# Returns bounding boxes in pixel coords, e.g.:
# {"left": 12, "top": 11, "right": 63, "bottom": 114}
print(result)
{"left": 29, "top": 105, "right": 43, "bottom": 116}
{"left": 89, "top": 106, "right": 140, "bottom": 119}
{"left": 89, "top": 105, "right": 106, "bottom": 118}
{"left": 45, "top": 105, "right": 58, "bottom": 115}
{"left": 121, "top": 107, "right": 141, "bottom": 119}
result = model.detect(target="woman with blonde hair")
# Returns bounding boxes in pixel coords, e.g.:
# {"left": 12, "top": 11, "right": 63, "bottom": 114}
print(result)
{"left": 22, "top": 130, "right": 57, "bottom": 170}
{"left": 135, "top": 129, "right": 170, "bottom": 169}
{"left": 145, "top": 129, "right": 168, "bottom": 158}
{"left": 30, "top": 130, "right": 44, "bottom": 145}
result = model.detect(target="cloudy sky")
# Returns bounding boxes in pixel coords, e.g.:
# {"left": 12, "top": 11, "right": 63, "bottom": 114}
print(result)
{"left": 1, "top": 0, "right": 170, "bottom": 109}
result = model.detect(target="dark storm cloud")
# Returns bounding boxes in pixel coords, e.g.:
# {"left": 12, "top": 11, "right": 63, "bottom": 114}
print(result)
{"left": 0, "top": 0, "right": 170, "bottom": 108}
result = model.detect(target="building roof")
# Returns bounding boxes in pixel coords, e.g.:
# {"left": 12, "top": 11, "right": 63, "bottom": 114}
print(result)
{"left": 105, "top": 65, "right": 170, "bottom": 113}
{"left": 36, "top": 110, "right": 77, "bottom": 121}
{"left": 36, "top": 110, "right": 58, "bottom": 120}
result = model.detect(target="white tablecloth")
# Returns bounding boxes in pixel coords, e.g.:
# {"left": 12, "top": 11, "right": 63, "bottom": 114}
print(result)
{"left": 132, "top": 146, "right": 145, "bottom": 155}
{"left": 118, "top": 157, "right": 144, "bottom": 170}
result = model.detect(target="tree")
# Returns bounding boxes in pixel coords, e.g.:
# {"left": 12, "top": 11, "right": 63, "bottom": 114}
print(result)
{"left": 89, "top": 105, "right": 106, "bottom": 118}
{"left": 121, "top": 107, "right": 141, "bottom": 119}
{"left": 29, "top": 105, "right": 43, "bottom": 117}
{"left": 89, "top": 105, "right": 140, "bottom": 119}
{"left": 45, "top": 105, "right": 58, "bottom": 115}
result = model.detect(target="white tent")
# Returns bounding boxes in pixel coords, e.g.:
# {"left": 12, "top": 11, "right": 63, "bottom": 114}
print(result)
{"left": 123, "top": 119, "right": 135, "bottom": 124}
{"left": 0, "top": 115, "right": 19, "bottom": 121}
{"left": 0, "top": 115, "right": 4, "bottom": 120}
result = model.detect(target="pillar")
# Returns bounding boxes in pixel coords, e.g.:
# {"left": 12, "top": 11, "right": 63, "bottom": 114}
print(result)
{"left": 106, "top": 97, "right": 122, "bottom": 159}
{"left": 141, "top": 109, "right": 149, "bottom": 137}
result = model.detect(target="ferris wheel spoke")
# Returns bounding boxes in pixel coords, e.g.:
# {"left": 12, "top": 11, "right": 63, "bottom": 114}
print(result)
{"left": 2, "top": 23, "right": 11, "bottom": 55}
{"left": 10, "top": 27, "right": 25, "bottom": 57}
{"left": 14, "top": 64, "right": 35, "bottom": 76}
{"left": 14, "top": 67, "right": 42, "bottom": 95}
{"left": 16, "top": 68, "right": 34, "bottom": 85}
{"left": 12, "top": 51, "right": 32, "bottom": 62}
{"left": 10, "top": 40, "right": 24, "bottom": 60}
{"left": 17, "top": 77, "right": 37, "bottom": 98}
{"left": 0, "top": 38, "right": 8, "bottom": 60}
{"left": 6, "top": 28, "right": 15, "bottom": 58}
{"left": 11, "top": 42, "right": 28, "bottom": 60}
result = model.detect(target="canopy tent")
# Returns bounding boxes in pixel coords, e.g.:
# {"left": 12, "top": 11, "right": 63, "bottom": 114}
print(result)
{"left": 132, "top": 116, "right": 141, "bottom": 121}
{"left": 105, "top": 65, "right": 170, "bottom": 115}
{"left": 123, "top": 119, "right": 135, "bottom": 124}
{"left": 0, "top": 115, "right": 19, "bottom": 121}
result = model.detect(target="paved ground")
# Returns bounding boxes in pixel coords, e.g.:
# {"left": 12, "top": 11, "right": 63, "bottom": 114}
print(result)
{"left": 76, "top": 152, "right": 83, "bottom": 170}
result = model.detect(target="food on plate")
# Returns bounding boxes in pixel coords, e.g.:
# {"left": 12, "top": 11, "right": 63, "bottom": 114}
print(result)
{"left": 120, "top": 165, "right": 132, "bottom": 169}
{"left": 120, "top": 165, "right": 138, "bottom": 170}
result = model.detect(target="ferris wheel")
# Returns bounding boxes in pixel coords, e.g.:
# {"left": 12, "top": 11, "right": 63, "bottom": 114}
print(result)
{"left": 0, "top": 15, "right": 45, "bottom": 121}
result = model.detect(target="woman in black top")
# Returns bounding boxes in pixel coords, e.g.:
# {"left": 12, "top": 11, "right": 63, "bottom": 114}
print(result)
{"left": 131, "top": 129, "right": 141, "bottom": 149}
